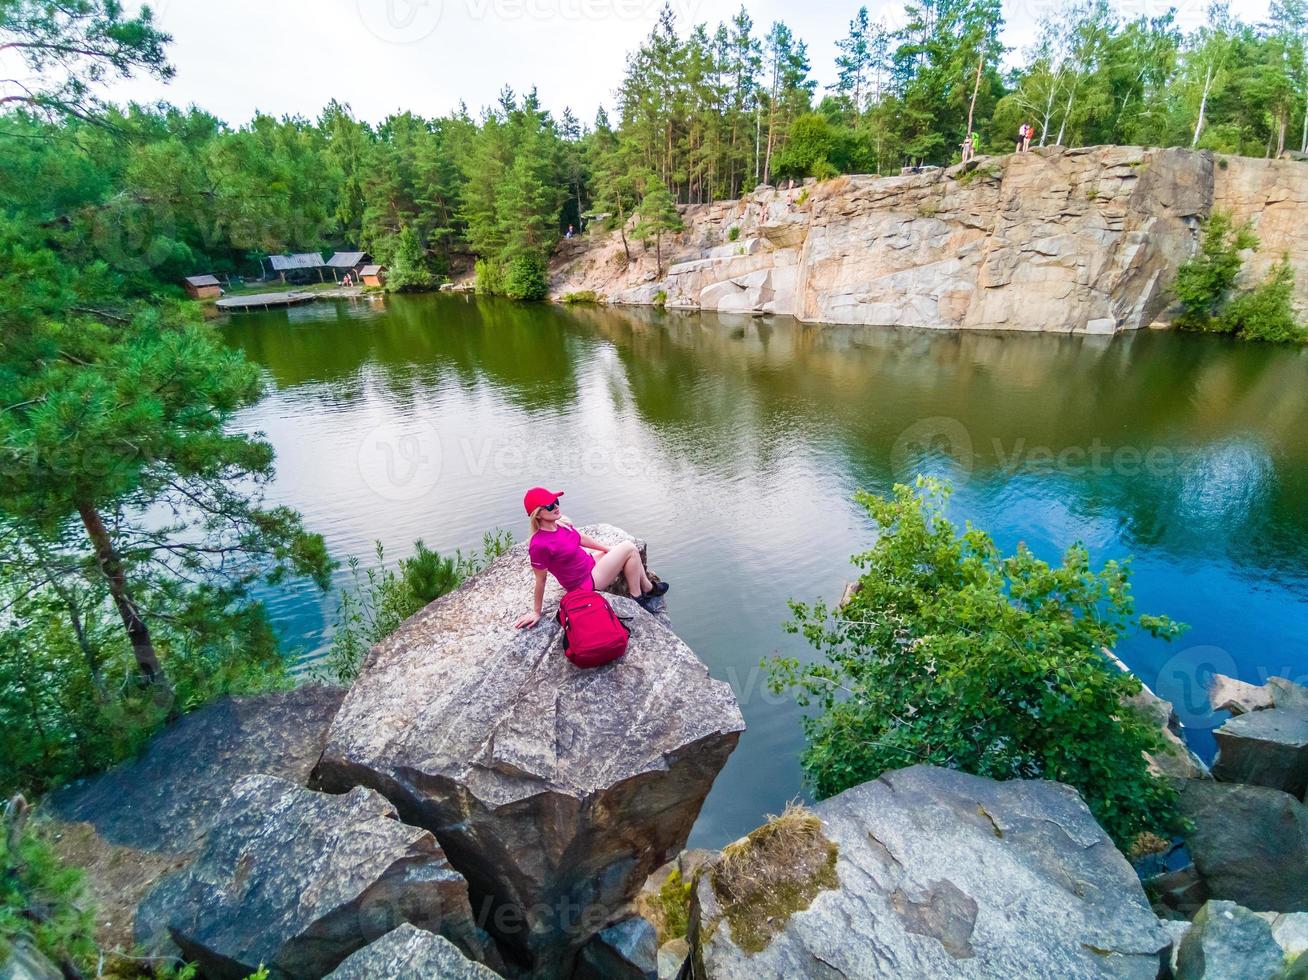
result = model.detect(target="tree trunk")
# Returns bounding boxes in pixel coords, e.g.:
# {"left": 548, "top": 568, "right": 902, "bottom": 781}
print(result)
{"left": 1277, "top": 110, "right": 1288, "bottom": 157}
{"left": 76, "top": 500, "right": 167, "bottom": 688}
{"left": 1055, "top": 86, "right": 1075, "bottom": 147}
{"left": 1192, "top": 65, "right": 1213, "bottom": 148}
{"left": 965, "top": 56, "right": 983, "bottom": 147}
{"left": 655, "top": 232, "right": 663, "bottom": 279}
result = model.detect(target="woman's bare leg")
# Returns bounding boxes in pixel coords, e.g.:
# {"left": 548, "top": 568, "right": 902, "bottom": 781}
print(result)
{"left": 590, "top": 541, "right": 653, "bottom": 595}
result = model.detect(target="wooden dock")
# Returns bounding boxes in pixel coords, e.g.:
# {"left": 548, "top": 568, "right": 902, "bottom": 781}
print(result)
{"left": 216, "top": 290, "right": 319, "bottom": 312}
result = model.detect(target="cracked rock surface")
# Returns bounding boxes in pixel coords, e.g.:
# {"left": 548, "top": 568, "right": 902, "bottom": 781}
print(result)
{"left": 136, "top": 775, "right": 488, "bottom": 980}
{"left": 690, "top": 765, "right": 1169, "bottom": 979}
{"left": 313, "top": 524, "right": 744, "bottom": 978}
{"left": 326, "top": 924, "right": 500, "bottom": 979}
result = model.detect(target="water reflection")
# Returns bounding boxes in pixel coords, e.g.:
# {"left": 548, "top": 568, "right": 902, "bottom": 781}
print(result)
{"left": 222, "top": 295, "right": 1308, "bottom": 845}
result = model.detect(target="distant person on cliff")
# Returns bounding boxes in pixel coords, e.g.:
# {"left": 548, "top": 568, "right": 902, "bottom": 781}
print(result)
{"left": 962, "top": 133, "right": 975, "bottom": 162}
{"left": 514, "top": 487, "right": 669, "bottom": 628}
{"left": 1016, "top": 123, "right": 1028, "bottom": 153}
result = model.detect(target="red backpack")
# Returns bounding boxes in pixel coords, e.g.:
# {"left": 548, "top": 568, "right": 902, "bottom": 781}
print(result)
{"left": 557, "top": 589, "right": 630, "bottom": 668}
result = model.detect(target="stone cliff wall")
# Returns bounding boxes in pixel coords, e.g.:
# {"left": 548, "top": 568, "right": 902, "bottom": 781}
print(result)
{"left": 551, "top": 146, "right": 1308, "bottom": 334}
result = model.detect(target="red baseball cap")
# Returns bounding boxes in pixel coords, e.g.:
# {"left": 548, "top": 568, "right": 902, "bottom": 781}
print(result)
{"left": 523, "top": 487, "right": 564, "bottom": 514}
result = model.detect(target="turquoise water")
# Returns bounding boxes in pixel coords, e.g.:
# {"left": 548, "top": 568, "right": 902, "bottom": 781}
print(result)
{"left": 223, "top": 293, "right": 1308, "bottom": 846}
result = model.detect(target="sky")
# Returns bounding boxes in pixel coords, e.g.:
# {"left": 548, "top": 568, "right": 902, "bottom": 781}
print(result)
{"left": 92, "top": 0, "right": 1273, "bottom": 127}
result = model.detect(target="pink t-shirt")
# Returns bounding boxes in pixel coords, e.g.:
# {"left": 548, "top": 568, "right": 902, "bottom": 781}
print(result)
{"left": 529, "top": 523, "right": 596, "bottom": 592}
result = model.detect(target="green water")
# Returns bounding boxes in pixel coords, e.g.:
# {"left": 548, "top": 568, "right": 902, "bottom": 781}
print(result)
{"left": 223, "top": 293, "right": 1308, "bottom": 846}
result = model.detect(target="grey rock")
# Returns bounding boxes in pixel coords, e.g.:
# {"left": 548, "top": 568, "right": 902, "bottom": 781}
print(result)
{"left": 313, "top": 525, "right": 744, "bottom": 978}
{"left": 0, "top": 938, "right": 62, "bottom": 980}
{"left": 48, "top": 685, "right": 345, "bottom": 854}
{"left": 1208, "top": 674, "right": 1275, "bottom": 716}
{"left": 1159, "top": 919, "right": 1191, "bottom": 979}
{"left": 575, "top": 916, "right": 658, "bottom": 980}
{"left": 1213, "top": 709, "right": 1308, "bottom": 798}
{"left": 1273, "top": 913, "right": 1308, "bottom": 959}
{"left": 1175, "top": 901, "right": 1283, "bottom": 980}
{"left": 657, "top": 937, "right": 690, "bottom": 980}
{"left": 1271, "top": 679, "right": 1308, "bottom": 713}
{"left": 326, "top": 924, "right": 499, "bottom": 979}
{"left": 691, "top": 765, "right": 1170, "bottom": 979}
{"left": 1181, "top": 780, "right": 1308, "bottom": 911}
{"left": 136, "top": 775, "right": 487, "bottom": 980}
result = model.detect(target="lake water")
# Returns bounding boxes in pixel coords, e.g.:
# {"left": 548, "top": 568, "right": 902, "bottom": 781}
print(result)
{"left": 222, "top": 293, "right": 1308, "bottom": 847}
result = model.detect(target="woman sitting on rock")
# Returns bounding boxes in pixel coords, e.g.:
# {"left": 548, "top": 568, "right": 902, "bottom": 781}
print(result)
{"left": 513, "top": 487, "right": 668, "bottom": 628}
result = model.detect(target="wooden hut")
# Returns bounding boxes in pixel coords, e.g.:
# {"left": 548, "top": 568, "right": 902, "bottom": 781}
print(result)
{"left": 359, "top": 264, "right": 387, "bottom": 288}
{"left": 326, "top": 251, "right": 370, "bottom": 282}
{"left": 183, "top": 274, "right": 222, "bottom": 299}
{"left": 269, "top": 253, "right": 327, "bottom": 284}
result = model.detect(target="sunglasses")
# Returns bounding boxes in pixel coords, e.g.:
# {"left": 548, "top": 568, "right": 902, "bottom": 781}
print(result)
{"left": 542, "top": 501, "right": 559, "bottom": 512}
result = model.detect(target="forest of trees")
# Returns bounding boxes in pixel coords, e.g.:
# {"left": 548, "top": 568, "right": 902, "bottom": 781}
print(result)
{"left": 3, "top": 0, "right": 1308, "bottom": 797}
{"left": 5, "top": 0, "right": 1308, "bottom": 299}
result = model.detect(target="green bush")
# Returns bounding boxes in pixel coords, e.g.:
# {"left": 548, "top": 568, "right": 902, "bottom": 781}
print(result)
{"left": 561, "top": 290, "right": 602, "bottom": 304}
{"left": 727, "top": 226, "right": 740, "bottom": 242}
{"left": 324, "top": 530, "right": 513, "bottom": 682}
{"left": 474, "top": 257, "right": 504, "bottom": 296}
{"left": 1219, "top": 256, "right": 1308, "bottom": 343}
{"left": 652, "top": 289, "right": 668, "bottom": 307}
{"left": 1, "top": 802, "right": 97, "bottom": 975}
{"left": 768, "top": 478, "right": 1186, "bottom": 851}
{"left": 502, "top": 253, "right": 549, "bottom": 301}
{"left": 384, "top": 226, "right": 436, "bottom": 293}
{"left": 1175, "top": 211, "right": 1257, "bottom": 331}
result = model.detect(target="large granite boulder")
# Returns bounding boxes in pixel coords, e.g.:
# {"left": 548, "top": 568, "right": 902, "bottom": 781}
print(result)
{"left": 44, "top": 685, "right": 345, "bottom": 953}
{"left": 690, "top": 765, "right": 1170, "bottom": 979}
{"left": 136, "top": 775, "right": 488, "bottom": 980}
{"left": 1174, "top": 900, "right": 1283, "bottom": 980}
{"left": 1180, "top": 780, "right": 1308, "bottom": 912}
{"left": 313, "top": 525, "right": 744, "bottom": 978}
{"left": 326, "top": 924, "right": 499, "bottom": 979}
{"left": 1212, "top": 709, "right": 1308, "bottom": 799}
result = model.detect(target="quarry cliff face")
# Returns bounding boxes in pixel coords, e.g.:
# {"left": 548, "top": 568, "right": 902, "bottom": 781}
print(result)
{"left": 550, "top": 146, "right": 1308, "bottom": 334}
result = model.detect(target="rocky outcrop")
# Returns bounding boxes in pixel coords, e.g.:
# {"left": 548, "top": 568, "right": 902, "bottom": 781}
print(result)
{"left": 1208, "top": 674, "right": 1276, "bottom": 716}
{"left": 1213, "top": 709, "right": 1308, "bottom": 798}
{"left": 552, "top": 147, "right": 1308, "bottom": 333}
{"left": 136, "top": 775, "right": 488, "bottom": 980}
{"left": 44, "top": 685, "right": 345, "bottom": 952}
{"left": 1180, "top": 780, "right": 1308, "bottom": 912}
{"left": 689, "top": 765, "right": 1170, "bottom": 979}
{"left": 313, "top": 525, "right": 744, "bottom": 978}
{"left": 1174, "top": 900, "right": 1283, "bottom": 979}
{"left": 325, "top": 924, "right": 500, "bottom": 980}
